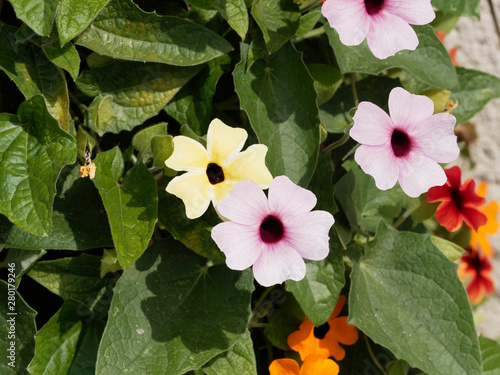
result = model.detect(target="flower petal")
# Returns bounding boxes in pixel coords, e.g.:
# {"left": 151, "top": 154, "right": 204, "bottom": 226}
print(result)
{"left": 444, "top": 166, "right": 462, "bottom": 190}
{"left": 461, "top": 207, "right": 488, "bottom": 232}
{"left": 213, "top": 181, "right": 235, "bottom": 203}
{"left": 366, "top": 11, "right": 419, "bottom": 59}
{"left": 471, "top": 200, "right": 499, "bottom": 258}
{"left": 252, "top": 241, "right": 306, "bottom": 287}
{"left": 269, "top": 358, "right": 300, "bottom": 375}
{"left": 426, "top": 184, "right": 452, "bottom": 203}
{"left": 435, "top": 200, "right": 463, "bottom": 232}
{"left": 206, "top": 118, "right": 248, "bottom": 164}
{"left": 268, "top": 176, "right": 317, "bottom": 222}
{"left": 165, "top": 136, "right": 208, "bottom": 172}
{"left": 287, "top": 319, "right": 324, "bottom": 360}
{"left": 215, "top": 179, "right": 269, "bottom": 225}
{"left": 350, "top": 101, "right": 394, "bottom": 145}
{"left": 385, "top": 0, "right": 435, "bottom": 25}
{"left": 330, "top": 295, "right": 346, "bottom": 320}
{"left": 461, "top": 178, "right": 486, "bottom": 207}
{"left": 388, "top": 88, "right": 434, "bottom": 131}
{"left": 354, "top": 144, "right": 399, "bottom": 191}
{"left": 410, "top": 113, "right": 459, "bottom": 163}
{"left": 322, "top": 0, "right": 370, "bottom": 46}
{"left": 397, "top": 154, "right": 446, "bottom": 197}
{"left": 166, "top": 173, "right": 211, "bottom": 219}
{"left": 211, "top": 221, "right": 262, "bottom": 270}
{"left": 327, "top": 317, "right": 359, "bottom": 346}
{"left": 224, "top": 144, "right": 273, "bottom": 187}
{"left": 301, "top": 355, "right": 340, "bottom": 375}
{"left": 285, "top": 210, "right": 334, "bottom": 260}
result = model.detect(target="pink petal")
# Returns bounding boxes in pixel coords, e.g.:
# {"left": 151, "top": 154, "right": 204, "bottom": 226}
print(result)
{"left": 285, "top": 211, "right": 334, "bottom": 260}
{"left": 322, "top": 0, "right": 370, "bottom": 46}
{"left": 351, "top": 101, "right": 394, "bottom": 145}
{"left": 388, "top": 88, "right": 434, "bottom": 132}
{"left": 211, "top": 222, "right": 262, "bottom": 270}
{"left": 385, "top": 0, "right": 435, "bottom": 25}
{"left": 268, "top": 176, "right": 317, "bottom": 222}
{"left": 354, "top": 144, "right": 399, "bottom": 190}
{"left": 366, "top": 12, "right": 419, "bottom": 59}
{"left": 397, "top": 154, "right": 447, "bottom": 197}
{"left": 252, "top": 241, "right": 306, "bottom": 287}
{"left": 216, "top": 179, "right": 269, "bottom": 225}
{"left": 410, "top": 112, "right": 459, "bottom": 163}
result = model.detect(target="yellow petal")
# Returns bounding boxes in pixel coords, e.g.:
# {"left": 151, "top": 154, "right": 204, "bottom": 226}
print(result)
{"left": 213, "top": 181, "right": 236, "bottom": 203}
{"left": 165, "top": 136, "right": 208, "bottom": 172}
{"left": 224, "top": 144, "right": 273, "bottom": 187}
{"left": 206, "top": 118, "right": 247, "bottom": 164}
{"left": 166, "top": 173, "right": 212, "bottom": 219}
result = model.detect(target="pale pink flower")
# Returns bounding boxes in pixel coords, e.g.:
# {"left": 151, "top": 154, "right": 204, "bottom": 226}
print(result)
{"left": 322, "top": 0, "right": 435, "bottom": 59}
{"left": 350, "top": 87, "right": 459, "bottom": 198}
{"left": 211, "top": 176, "right": 334, "bottom": 287}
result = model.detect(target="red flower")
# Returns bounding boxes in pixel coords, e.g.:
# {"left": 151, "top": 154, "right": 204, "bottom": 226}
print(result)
{"left": 427, "top": 166, "right": 487, "bottom": 232}
{"left": 458, "top": 248, "right": 495, "bottom": 304}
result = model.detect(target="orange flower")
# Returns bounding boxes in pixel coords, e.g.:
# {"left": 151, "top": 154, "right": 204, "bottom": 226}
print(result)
{"left": 469, "top": 182, "right": 499, "bottom": 258}
{"left": 287, "top": 295, "right": 358, "bottom": 361}
{"left": 269, "top": 355, "right": 339, "bottom": 375}
{"left": 78, "top": 163, "right": 96, "bottom": 180}
{"left": 458, "top": 248, "right": 495, "bottom": 304}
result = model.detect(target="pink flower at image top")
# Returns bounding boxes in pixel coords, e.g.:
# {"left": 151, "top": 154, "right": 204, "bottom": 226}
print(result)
{"left": 211, "top": 176, "right": 334, "bottom": 287}
{"left": 322, "top": 0, "right": 435, "bottom": 59}
{"left": 350, "top": 87, "right": 459, "bottom": 198}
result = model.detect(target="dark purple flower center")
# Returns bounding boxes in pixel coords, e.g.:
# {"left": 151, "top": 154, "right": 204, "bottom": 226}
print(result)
{"left": 259, "top": 215, "right": 284, "bottom": 244}
{"left": 391, "top": 129, "right": 411, "bottom": 157}
{"left": 365, "top": 0, "right": 384, "bottom": 15}
{"left": 470, "top": 252, "right": 482, "bottom": 271}
{"left": 206, "top": 163, "right": 225, "bottom": 185}
{"left": 313, "top": 322, "right": 330, "bottom": 339}
{"left": 451, "top": 188, "right": 463, "bottom": 210}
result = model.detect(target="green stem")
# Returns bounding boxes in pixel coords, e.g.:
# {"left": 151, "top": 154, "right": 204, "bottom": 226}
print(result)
{"left": 393, "top": 207, "right": 415, "bottom": 228}
{"left": 69, "top": 92, "right": 89, "bottom": 113}
{"left": 364, "top": 333, "right": 388, "bottom": 375}
{"left": 249, "top": 286, "right": 275, "bottom": 327}
{"left": 300, "top": 0, "right": 323, "bottom": 13}
{"left": 351, "top": 73, "right": 359, "bottom": 107}
{"left": 322, "top": 132, "right": 350, "bottom": 153}
{"left": 294, "top": 27, "right": 326, "bottom": 42}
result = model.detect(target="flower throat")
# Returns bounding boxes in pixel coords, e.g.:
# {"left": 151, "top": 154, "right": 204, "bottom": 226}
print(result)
{"left": 260, "top": 215, "right": 284, "bottom": 243}
{"left": 391, "top": 129, "right": 411, "bottom": 157}
{"left": 206, "top": 163, "right": 225, "bottom": 185}
{"left": 365, "top": 0, "right": 384, "bottom": 15}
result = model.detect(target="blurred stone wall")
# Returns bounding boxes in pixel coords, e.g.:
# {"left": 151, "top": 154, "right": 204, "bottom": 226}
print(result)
{"left": 446, "top": 0, "right": 500, "bottom": 339}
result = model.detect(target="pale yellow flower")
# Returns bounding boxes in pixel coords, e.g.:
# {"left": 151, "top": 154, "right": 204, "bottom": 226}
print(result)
{"left": 165, "top": 119, "right": 273, "bottom": 219}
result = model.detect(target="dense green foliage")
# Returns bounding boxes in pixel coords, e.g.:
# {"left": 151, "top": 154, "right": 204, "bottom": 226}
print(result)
{"left": 1, "top": 0, "right": 499, "bottom": 374}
